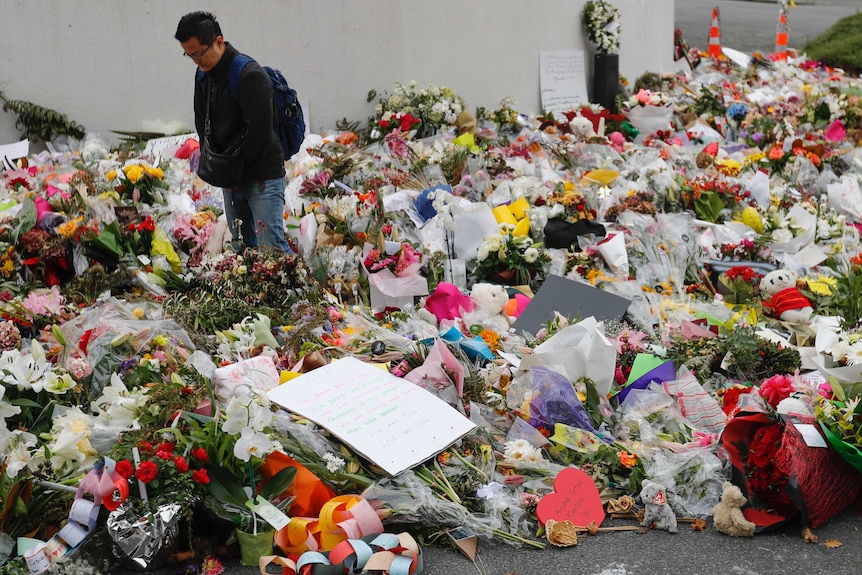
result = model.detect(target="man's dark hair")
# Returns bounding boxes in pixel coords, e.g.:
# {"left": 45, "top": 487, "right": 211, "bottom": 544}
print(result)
{"left": 174, "top": 11, "right": 222, "bottom": 43}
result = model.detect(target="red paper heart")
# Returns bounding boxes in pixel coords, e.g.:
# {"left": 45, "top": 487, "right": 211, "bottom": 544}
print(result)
{"left": 536, "top": 467, "right": 605, "bottom": 527}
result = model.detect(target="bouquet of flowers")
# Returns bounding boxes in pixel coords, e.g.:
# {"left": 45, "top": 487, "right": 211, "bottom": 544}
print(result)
{"left": 717, "top": 265, "right": 763, "bottom": 305}
{"left": 583, "top": 0, "right": 620, "bottom": 55}
{"left": 106, "top": 162, "right": 168, "bottom": 206}
{"left": 369, "top": 81, "right": 466, "bottom": 140}
{"left": 622, "top": 89, "right": 674, "bottom": 135}
{"left": 472, "top": 225, "right": 550, "bottom": 286}
{"left": 363, "top": 242, "right": 422, "bottom": 277}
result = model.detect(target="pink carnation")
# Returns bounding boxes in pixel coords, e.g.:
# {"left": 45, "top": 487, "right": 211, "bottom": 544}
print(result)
{"left": 759, "top": 374, "right": 795, "bottom": 409}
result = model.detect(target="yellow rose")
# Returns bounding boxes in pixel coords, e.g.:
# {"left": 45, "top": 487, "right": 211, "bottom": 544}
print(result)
{"left": 106, "top": 170, "right": 118, "bottom": 181}
{"left": 146, "top": 165, "right": 164, "bottom": 179}
{"left": 123, "top": 164, "right": 145, "bottom": 184}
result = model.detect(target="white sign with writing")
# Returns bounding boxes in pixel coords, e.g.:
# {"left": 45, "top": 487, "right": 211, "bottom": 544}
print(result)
{"left": 0, "top": 139, "right": 29, "bottom": 169}
{"left": 142, "top": 133, "right": 197, "bottom": 162}
{"left": 267, "top": 357, "right": 476, "bottom": 476}
{"left": 539, "top": 50, "right": 589, "bottom": 117}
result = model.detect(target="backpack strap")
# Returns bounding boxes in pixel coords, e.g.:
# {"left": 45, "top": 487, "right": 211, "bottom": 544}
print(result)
{"left": 228, "top": 53, "right": 254, "bottom": 99}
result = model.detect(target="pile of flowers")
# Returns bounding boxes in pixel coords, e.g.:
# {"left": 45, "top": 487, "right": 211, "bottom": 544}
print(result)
{"left": 4, "top": 41, "right": 862, "bottom": 575}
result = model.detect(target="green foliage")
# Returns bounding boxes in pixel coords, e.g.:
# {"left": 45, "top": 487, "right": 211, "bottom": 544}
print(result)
{"left": 0, "top": 91, "right": 86, "bottom": 142}
{"left": 803, "top": 13, "right": 862, "bottom": 75}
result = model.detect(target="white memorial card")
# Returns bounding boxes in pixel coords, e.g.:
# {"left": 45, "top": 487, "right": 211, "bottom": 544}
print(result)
{"left": 268, "top": 357, "right": 476, "bottom": 476}
{"left": 540, "top": 50, "right": 589, "bottom": 117}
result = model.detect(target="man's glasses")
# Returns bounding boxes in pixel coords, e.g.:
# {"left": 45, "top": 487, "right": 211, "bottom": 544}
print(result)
{"left": 182, "top": 43, "right": 212, "bottom": 60}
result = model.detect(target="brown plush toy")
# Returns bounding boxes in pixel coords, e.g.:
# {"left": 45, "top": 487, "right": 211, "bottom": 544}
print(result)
{"left": 712, "top": 481, "right": 756, "bottom": 537}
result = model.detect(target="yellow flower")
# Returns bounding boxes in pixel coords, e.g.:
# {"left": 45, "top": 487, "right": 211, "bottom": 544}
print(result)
{"left": 805, "top": 275, "right": 836, "bottom": 297}
{"left": 145, "top": 165, "right": 164, "bottom": 179}
{"left": 106, "top": 170, "right": 118, "bottom": 181}
{"left": 57, "top": 216, "right": 84, "bottom": 239}
{"left": 123, "top": 164, "right": 145, "bottom": 184}
{"left": 0, "top": 256, "right": 15, "bottom": 278}
{"left": 563, "top": 180, "right": 575, "bottom": 191}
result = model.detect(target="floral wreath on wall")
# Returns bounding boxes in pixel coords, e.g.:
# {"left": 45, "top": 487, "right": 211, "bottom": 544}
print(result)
{"left": 583, "top": 0, "right": 621, "bottom": 55}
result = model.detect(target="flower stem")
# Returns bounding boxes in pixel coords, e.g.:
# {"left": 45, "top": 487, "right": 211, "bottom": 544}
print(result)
{"left": 492, "top": 528, "right": 546, "bottom": 550}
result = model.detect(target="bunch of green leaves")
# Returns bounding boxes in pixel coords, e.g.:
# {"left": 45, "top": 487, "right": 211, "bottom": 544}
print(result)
{"left": 0, "top": 91, "right": 86, "bottom": 142}
{"left": 832, "top": 263, "right": 862, "bottom": 330}
{"left": 719, "top": 325, "right": 801, "bottom": 381}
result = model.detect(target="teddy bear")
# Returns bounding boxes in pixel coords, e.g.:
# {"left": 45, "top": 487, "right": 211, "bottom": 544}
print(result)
{"left": 712, "top": 481, "right": 756, "bottom": 537}
{"left": 760, "top": 269, "right": 813, "bottom": 324}
{"left": 461, "top": 282, "right": 511, "bottom": 334}
{"left": 639, "top": 480, "right": 678, "bottom": 533}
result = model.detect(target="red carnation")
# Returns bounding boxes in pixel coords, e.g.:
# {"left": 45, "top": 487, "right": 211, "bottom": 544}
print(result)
{"left": 136, "top": 460, "right": 158, "bottom": 484}
{"left": 115, "top": 459, "right": 134, "bottom": 480}
{"left": 191, "top": 447, "right": 209, "bottom": 463}
{"left": 192, "top": 468, "right": 210, "bottom": 484}
{"left": 174, "top": 456, "right": 189, "bottom": 473}
{"left": 156, "top": 441, "right": 175, "bottom": 454}
{"left": 138, "top": 441, "right": 154, "bottom": 454}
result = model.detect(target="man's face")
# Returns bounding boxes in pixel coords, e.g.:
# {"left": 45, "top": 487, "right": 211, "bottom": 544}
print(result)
{"left": 180, "top": 36, "right": 224, "bottom": 72}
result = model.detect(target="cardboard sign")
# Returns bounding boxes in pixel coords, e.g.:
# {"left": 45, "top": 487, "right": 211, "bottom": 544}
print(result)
{"left": 536, "top": 467, "right": 605, "bottom": 527}
{"left": 267, "top": 357, "right": 476, "bottom": 476}
{"left": 511, "top": 274, "right": 630, "bottom": 336}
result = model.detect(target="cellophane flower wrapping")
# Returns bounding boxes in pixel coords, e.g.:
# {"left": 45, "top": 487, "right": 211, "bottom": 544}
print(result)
{"left": 106, "top": 503, "right": 181, "bottom": 571}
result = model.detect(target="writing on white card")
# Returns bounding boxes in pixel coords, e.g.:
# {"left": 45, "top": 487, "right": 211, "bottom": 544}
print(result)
{"left": 268, "top": 357, "right": 476, "bottom": 476}
{"left": 794, "top": 423, "right": 827, "bottom": 448}
{"left": 540, "top": 51, "right": 589, "bottom": 117}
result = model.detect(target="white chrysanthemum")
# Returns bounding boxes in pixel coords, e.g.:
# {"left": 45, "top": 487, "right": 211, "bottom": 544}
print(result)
{"left": 503, "top": 439, "right": 544, "bottom": 462}
{"left": 524, "top": 248, "right": 539, "bottom": 264}
{"left": 843, "top": 341, "right": 862, "bottom": 366}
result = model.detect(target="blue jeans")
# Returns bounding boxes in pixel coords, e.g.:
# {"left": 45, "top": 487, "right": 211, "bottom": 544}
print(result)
{"left": 222, "top": 177, "right": 294, "bottom": 253}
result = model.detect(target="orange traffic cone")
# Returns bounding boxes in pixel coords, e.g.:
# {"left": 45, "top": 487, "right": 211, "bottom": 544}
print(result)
{"left": 707, "top": 8, "right": 721, "bottom": 59}
{"left": 774, "top": 9, "right": 789, "bottom": 60}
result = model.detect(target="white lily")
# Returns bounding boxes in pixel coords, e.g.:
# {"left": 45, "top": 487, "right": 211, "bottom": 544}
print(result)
{"left": 42, "top": 371, "right": 77, "bottom": 395}
{"left": 45, "top": 407, "right": 97, "bottom": 475}
{"left": 92, "top": 373, "right": 150, "bottom": 429}
{"left": 0, "top": 385, "right": 22, "bottom": 420}
{"left": 0, "top": 348, "right": 50, "bottom": 392}
{"left": 4, "top": 430, "right": 38, "bottom": 478}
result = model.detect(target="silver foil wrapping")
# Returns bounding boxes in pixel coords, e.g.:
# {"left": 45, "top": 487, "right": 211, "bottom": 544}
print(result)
{"left": 106, "top": 503, "right": 181, "bottom": 571}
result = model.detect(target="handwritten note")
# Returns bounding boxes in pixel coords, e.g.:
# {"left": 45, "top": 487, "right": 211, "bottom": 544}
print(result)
{"left": 535, "top": 467, "right": 605, "bottom": 526}
{"left": 142, "top": 132, "right": 197, "bottom": 162}
{"left": 539, "top": 51, "right": 589, "bottom": 117}
{"left": 267, "top": 357, "right": 476, "bottom": 476}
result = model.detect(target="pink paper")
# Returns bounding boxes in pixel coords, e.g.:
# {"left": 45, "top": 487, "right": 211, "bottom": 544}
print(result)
{"left": 424, "top": 282, "right": 474, "bottom": 322}
{"left": 405, "top": 338, "right": 465, "bottom": 397}
{"left": 680, "top": 320, "right": 717, "bottom": 340}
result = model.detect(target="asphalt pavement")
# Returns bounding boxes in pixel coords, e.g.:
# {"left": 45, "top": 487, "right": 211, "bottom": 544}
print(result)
{"left": 675, "top": 0, "right": 860, "bottom": 55}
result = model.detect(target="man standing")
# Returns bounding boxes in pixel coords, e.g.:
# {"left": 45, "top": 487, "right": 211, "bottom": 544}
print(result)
{"left": 175, "top": 11, "right": 293, "bottom": 253}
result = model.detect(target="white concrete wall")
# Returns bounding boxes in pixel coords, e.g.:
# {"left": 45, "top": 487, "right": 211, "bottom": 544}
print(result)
{"left": 0, "top": 0, "right": 674, "bottom": 147}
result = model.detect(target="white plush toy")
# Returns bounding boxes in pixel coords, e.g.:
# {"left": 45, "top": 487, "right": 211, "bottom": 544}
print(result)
{"left": 462, "top": 283, "right": 511, "bottom": 333}
{"left": 569, "top": 116, "right": 596, "bottom": 139}
{"left": 759, "top": 269, "right": 813, "bottom": 324}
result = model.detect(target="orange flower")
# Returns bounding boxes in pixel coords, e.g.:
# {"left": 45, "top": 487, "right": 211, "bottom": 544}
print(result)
{"left": 768, "top": 144, "right": 785, "bottom": 161}
{"left": 617, "top": 451, "right": 638, "bottom": 469}
{"left": 480, "top": 329, "right": 501, "bottom": 351}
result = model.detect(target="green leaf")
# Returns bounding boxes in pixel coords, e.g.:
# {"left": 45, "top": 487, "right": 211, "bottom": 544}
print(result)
{"left": 694, "top": 191, "right": 725, "bottom": 223}
{"left": 10, "top": 197, "right": 37, "bottom": 243}
{"left": 11, "top": 398, "right": 44, "bottom": 409}
{"left": 206, "top": 465, "right": 249, "bottom": 508}
{"left": 258, "top": 466, "right": 297, "bottom": 500}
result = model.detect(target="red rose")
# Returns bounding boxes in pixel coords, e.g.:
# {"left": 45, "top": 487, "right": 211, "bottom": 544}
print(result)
{"left": 155, "top": 449, "right": 173, "bottom": 460}
{"left": 138, "top": 441, "right": 154, "bottom": 454}
{"left": 192, "top": 469, "right": 210, "bottom": 484}
{"left": 115, "top": 459, "right": 134, "bottom": 480}
{"left": 174, "top": 456, "right": 189, "bottom": 473}
{"left": 191, "top": 447, "right": 208, "bottom": 463}
{"left": 136, "top": 460, "right": 158, "bottom": 484}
